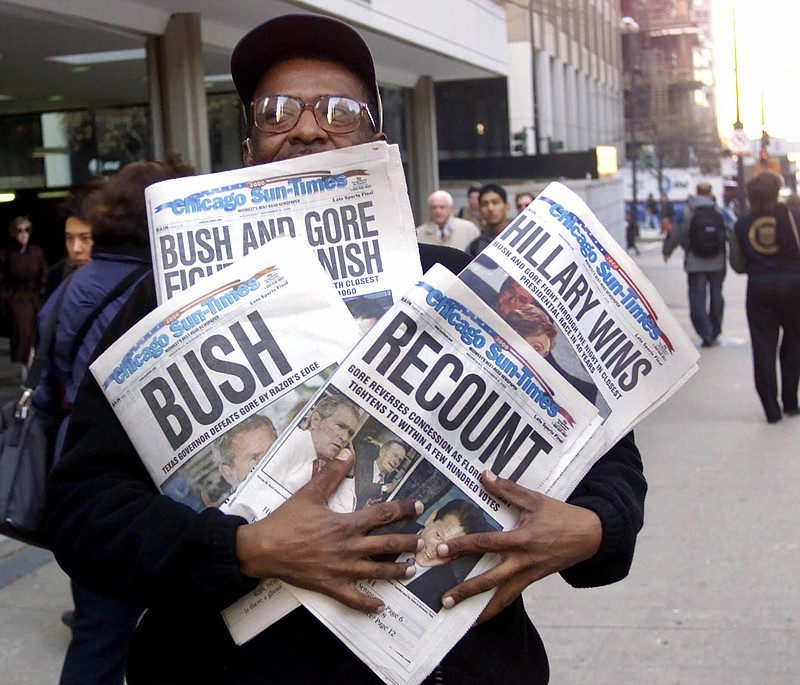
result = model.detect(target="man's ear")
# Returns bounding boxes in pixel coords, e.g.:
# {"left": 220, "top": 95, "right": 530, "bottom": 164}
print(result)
{"left": 242, "top": 138, "right": 253, "bottom": 166}
{"left": 219, "top": 463, "right": 235, "bottom": 488}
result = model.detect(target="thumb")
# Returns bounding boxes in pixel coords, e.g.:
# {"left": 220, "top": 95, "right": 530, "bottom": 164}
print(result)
{"left": 303, "top": 449, "right": 353, "bottom": 502}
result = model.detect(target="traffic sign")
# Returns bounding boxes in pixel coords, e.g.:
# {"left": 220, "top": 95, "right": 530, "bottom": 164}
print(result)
{"left": 730, "top": 129, "right": 750, "bottom": 155}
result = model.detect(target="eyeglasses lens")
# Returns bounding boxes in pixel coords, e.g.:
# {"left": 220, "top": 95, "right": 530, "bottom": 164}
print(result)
{"left": 254, "top": 95, "right": 367, "bottom": 134}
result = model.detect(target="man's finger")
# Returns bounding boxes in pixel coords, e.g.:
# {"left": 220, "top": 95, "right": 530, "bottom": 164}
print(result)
{"left": 479, "top": 470, "right": 546, "bottom": 514}
{"left": 436, "top": 530, "right": 507, "bottom": 559}
{"left": 351, "top": 559, "right": 418, "bottom": 582}
{"left": 440, "top": 570, "right": 500, "bottom": 610}
{"left": 356, "top": 532, "right": 420, "bottom": 558}
{"left": 349, "top": 499, "right": 423, "bottom": 533}
{"left": 299, "top": 449, "right": 353, "bottom": 501}
{"left": 320, "top": 582, "right": 387, "bottom": 614}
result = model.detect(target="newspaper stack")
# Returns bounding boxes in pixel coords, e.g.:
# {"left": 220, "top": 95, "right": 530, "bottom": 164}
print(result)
{"left": 221, "top": 182, "right": 699, "bottom": 684}
{"left": 223, "top": 263, "right": 604, "bottom": 684}
{"left": 94, "top": 167, "right": 698, "bottom": 685}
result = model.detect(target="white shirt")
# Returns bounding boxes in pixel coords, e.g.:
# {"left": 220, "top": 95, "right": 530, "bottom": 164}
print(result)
{"left": 264, "top": 427, "right": 356, "bottom": 512}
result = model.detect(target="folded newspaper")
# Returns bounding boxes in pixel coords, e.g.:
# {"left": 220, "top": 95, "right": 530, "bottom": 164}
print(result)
{"left": 89, "top": 236, "right": 363, "bottom": 627}
{"left": 459, "top": 182, "right": 699, "bottom": 496}
{"left": 145, "top": 141, "right": 421, "bottom": 318}
{"left": 223, "top": 263, "right": 605, "bottom": 685}
{"left": 139, "top": 141, "right": 425, "bottom": 631}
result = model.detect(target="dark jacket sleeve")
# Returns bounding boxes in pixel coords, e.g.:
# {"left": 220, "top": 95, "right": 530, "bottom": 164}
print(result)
{"left": 43, "top": 276, "right": 259, "bottom": 610}
{"left": 561, "top": 431, "right": 646, "bottom": 587}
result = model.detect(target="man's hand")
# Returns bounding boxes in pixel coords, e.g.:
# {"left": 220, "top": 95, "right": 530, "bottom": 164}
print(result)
{"left": 438, "top": 470, "right": 602, "bottom": 623}
{"left": 235, "top": 449, "right": 422, "bottom": 613}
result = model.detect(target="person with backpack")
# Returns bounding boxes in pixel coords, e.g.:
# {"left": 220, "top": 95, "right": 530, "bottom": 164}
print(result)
{"left": 663, "top": 181, "right": 734, "bottom": 348}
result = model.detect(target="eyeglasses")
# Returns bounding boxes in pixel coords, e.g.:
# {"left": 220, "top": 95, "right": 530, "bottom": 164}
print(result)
{"left": 251, "top": 95, "right": 377, "bottom": 134}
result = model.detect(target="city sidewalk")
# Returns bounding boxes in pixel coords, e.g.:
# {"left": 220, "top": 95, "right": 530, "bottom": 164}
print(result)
{"left": 0, "top": 240, "right": 798, "bottom": 684}
{"left": 528, "top": 239, "right": 800, "bottom": 684}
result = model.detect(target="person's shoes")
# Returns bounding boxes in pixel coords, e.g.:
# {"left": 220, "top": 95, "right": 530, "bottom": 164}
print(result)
{"left": 701, "top": 339, "right": 715, "bottom": 348}
{"left": 784, "top": 407, "right": 800, "bottom": 417}
{"left": 61, "top": 610, "right": 74, "bottom": 628}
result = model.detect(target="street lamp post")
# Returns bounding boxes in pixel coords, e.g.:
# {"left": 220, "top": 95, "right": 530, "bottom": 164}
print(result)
{"left": 732, "top": 2, "right": 746, "bottom": 216}
{"left": 620, "top": 16, "right": 641, "bottom": 225}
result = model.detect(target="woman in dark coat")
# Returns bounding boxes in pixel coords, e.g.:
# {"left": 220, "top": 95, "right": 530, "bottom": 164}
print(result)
{"left": 1, "top": 216, "right": 48, "bottom": 380}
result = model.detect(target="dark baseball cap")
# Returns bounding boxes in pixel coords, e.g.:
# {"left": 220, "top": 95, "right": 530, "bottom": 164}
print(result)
{"left": 231, "top": 13, "right": 382, "bottom": 131}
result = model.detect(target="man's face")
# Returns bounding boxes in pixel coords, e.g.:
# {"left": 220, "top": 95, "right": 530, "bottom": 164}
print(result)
{"left": 478, "top": 191, "right": 509, "bottom": 233}
{"left": 376, "top": 442, "right": 406, "bottom": 475}
{"left": 309, "top": 405, "right": 359, "bottom": 460}
{"left": 428, "top": 196, "right": 452, "bottom": 228}
{"left": 221, "top": 425, "right": 277, "bottom": 488}
{"left": 415, "top": 512, "right": 465, "bottom": 568}
{"left": 496, "top": 280, "right": 535, "bottom": 317}
{"left": 243, "top": 57, "right": 385, "bottom": 166}
{"left": 467, "top": 190, "right": 480, "bottom": 211}
{"left": 65, "top": 216, "right": 93, "bottom": 268}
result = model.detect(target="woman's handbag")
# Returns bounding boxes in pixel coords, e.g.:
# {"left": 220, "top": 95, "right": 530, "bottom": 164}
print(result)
{"left": 0, "top": 387, "right": 52, "bottom": 545}
{"left": 0, "top": 284, "right": 67, "bottom": 547}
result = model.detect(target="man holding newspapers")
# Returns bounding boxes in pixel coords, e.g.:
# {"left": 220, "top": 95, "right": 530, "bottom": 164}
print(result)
{"left": 44, "top": 13, "right": 646, "bottom": 685}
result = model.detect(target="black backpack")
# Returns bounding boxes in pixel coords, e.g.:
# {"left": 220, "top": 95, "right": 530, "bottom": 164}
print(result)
{"left": 688, "top": 205, "right": 726, "bottom": 258}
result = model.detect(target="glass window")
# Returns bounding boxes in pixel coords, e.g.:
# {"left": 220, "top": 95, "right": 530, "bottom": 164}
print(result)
{"left": 207, "top": 93, "right": 249, "bottom": 172}
{"left": 435, "top": 78, "right": 510, "bottom": 159}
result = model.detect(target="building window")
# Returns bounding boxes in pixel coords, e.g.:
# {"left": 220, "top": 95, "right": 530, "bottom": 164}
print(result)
{"left": 207, "top": 93, "right": 248, "bottom": 172}
{"left": 435, "top": 78, "right": 509, "bottom": 159}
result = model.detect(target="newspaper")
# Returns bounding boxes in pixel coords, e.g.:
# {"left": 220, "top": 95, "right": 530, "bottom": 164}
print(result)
{"left": 222, "top": 264, "right": 606, "bottom": 685}
{"left": 89, "top": 236, "right": 362, "bottom": 629}
{"left": 460, "top": 181, "right": 699, "bottom": 497}
{"left": 220, "top": 182, "right": 698, "bottom": 685}
{"left": 145, "top": 142, "right": 421, "bottom": 320}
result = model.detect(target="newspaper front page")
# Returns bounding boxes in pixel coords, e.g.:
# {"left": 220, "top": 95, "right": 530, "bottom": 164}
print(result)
{"left": 223, "top": 264, "right": 604, "bottom": 685}
{"left": 460, "top": 182, "right": 699, "bottom": 497}
{"left": 89, "top": 236, "right": 362, "bottom": 628}
{"left": 145, "top": 142, "right": 421, "bottom": 321}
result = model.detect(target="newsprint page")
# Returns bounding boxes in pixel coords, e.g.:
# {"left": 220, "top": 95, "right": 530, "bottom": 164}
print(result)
{"left": 144, "top": 142, "right": 421, "bottom": 315}
{"left": 89, "top": 237, "right": 362, "bottom": 628}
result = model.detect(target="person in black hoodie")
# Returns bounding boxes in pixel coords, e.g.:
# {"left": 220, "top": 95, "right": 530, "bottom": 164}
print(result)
{"left": 731, "top": 171, "right": 800, "bottom": 423}
{"left": 44, "top": 14, "right": 647, "bottom": 685}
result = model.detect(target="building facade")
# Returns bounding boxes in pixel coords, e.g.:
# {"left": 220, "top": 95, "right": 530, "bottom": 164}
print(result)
{"left": 619, "top": 0, "right": 721, "bottom": 191}
{"left": 0, "top": 0, "right": 508, "bottom": 254}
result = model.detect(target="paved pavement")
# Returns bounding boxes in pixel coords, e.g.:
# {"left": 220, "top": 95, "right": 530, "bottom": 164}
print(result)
{"left": 0, "top": 236, "right": 798, "bottom": 684}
